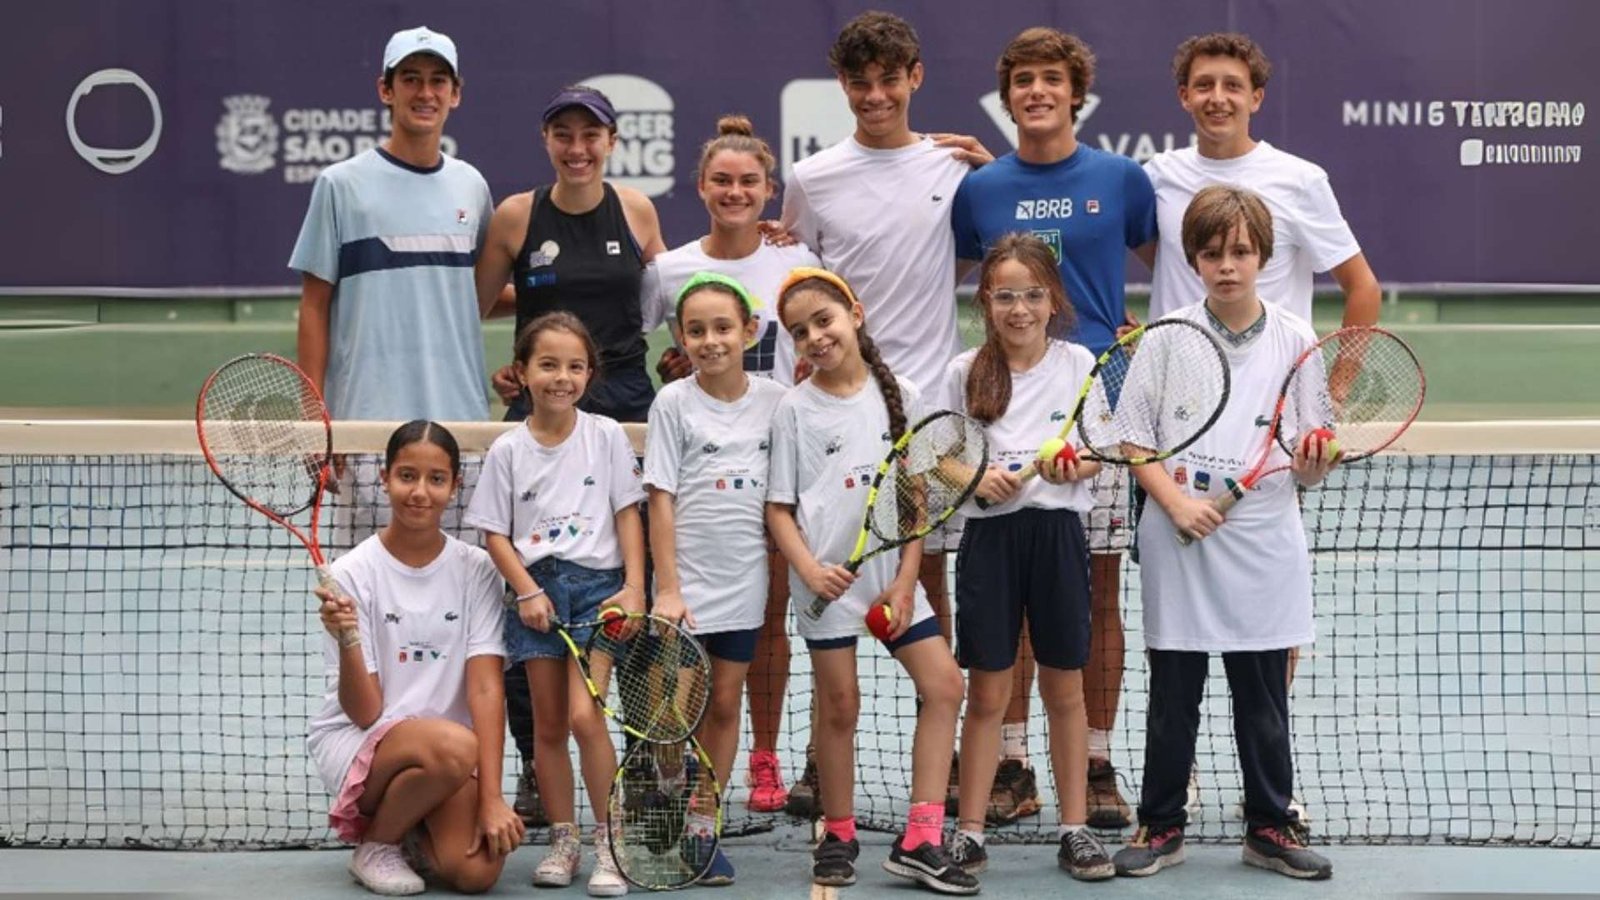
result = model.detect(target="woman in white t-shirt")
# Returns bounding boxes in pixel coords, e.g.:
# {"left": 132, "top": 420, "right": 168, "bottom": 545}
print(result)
{"left": 939, "top": 234, "right": 1114, "bottom": 880}
{"left": 642, "top": 117, "right": 821, "bottom": 817}
{"left": 307, "top": 421, "right": 520, "bottom": 896}
{"left": 643, "top": 272, "right": 787, "bottom": 885}
{"left": 767, "top": 268, "right": 976, "bottom": 895}
{"left": 463, "top": 312, "right": 646, "bottom": 896}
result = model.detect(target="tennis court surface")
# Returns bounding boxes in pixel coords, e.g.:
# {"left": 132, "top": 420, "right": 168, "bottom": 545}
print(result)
{"left": 3, "top": 419, "right": 1594, "bottom": 894}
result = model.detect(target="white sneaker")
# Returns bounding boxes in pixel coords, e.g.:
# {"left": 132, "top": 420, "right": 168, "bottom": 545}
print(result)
{"left": 348, "top": 841, "right": 425, "bottom": 896}
{"left": 1185, "top": 765, "right": 1201, "bottom": 817}
{"left": 534, "top": 822, "right": 582, "bottom": 887}
{"left": 588, "top": 823, "right": 629, "bottom": 897}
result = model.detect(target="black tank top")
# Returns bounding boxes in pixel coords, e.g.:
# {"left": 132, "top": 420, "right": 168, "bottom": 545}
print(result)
{"left": 512, "top": 183, "right": 647, "bottom": 376}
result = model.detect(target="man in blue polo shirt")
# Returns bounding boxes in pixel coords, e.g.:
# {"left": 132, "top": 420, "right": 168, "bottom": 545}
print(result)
{"left": 950, "top": 26, "right": 1157, "bottom": 839}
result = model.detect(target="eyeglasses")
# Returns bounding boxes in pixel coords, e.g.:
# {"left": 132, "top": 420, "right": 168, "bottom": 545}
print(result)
{"left": 987, "top": 287, "right": 1051, "bottom": 307}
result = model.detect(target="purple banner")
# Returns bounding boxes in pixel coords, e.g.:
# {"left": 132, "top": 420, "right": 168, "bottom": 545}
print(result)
{"left": 1, "top": 0, "right": 1593, "bottom": 288}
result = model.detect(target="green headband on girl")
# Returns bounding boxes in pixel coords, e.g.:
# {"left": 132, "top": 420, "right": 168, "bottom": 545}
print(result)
{"left": 675, "top": 271, "right": 763, "bottom": 316}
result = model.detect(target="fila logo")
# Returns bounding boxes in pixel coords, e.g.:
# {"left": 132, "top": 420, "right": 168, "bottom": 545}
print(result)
{"left": 1086, "top": 199, "right": 1100, "bottom": 214}
{"left": 605, "top": 240, "right": 621, "bottom": 255}
{"left": 1014, "top": 197, "right": 1073, "bottom": 221}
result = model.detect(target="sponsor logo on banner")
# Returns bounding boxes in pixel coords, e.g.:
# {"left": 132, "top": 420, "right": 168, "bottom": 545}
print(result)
{"left": 780, "top": 79, "right": 855, "bottom": 179}
{"left": 580, "top": 73, "right": 676, "bottom": 196}
{"left": 67, "top": 68, "right": 163, "bottom": 174}
{"left": 1341, "top": 98, "right": 1586, "bottom": 166}
{"left": 216, "top": 95, "right": 278, "bottom": 174}
{"left": 214, "top": 95, "right": 459, "bottom": 183}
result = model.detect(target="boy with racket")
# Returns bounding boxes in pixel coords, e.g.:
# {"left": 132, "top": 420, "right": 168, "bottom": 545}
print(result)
{"left": 1112, "top": 186, "right": 1334, "bottom": 881}
{"left": 767, "top": 270, "right": 976, "bottom": 895}
{"left": 950, "top": 26, "right": 1158, "bottom": 828}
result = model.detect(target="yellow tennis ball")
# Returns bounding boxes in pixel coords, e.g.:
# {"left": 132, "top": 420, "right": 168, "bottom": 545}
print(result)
{"left": 1038, "top": 437, "right": 1067, "bottom": 461}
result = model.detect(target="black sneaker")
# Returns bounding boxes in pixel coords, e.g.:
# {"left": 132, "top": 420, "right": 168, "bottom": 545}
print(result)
{"left": 786, "top": 756, "right": 820, "bottom": 819}
{"left": 947, "top": 831, "right": 988, "bottom": 874}
{"left": 1243, "top": 823, "right": 1332, "bottom": 880}
{"left": 1112, "top": 825, "right": 1186, "bottom": 877}
{"left": 513, "top": 759, "right": 548, "bottom": 828}
{"left": 1057, "top": 828, "right": 1115, "bottom": 881}
{"left": 883, "top": 838, "right": 981, "bottom": 895}
{"left": 812, "top": 833, "right": 860, "bottom": 887}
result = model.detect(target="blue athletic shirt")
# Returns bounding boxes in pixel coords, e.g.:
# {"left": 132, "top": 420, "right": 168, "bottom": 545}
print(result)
{"left": 951, "top": 147, "right": 1157, "bottom": 355}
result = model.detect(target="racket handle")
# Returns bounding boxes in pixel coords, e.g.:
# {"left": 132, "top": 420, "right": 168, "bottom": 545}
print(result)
{"left": 315, "top": 565, "right": 362, "bottom": 648}
{"left": 803, "top": 595, "right": 829, "bottom": 620}
{"left": 1176, "top": 482, "right": 1245, "bottom": 547}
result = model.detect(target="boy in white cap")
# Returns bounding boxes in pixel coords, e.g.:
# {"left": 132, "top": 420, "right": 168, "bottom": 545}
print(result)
{"left": 290, "top": 26, "right": 494, "bottom": 423}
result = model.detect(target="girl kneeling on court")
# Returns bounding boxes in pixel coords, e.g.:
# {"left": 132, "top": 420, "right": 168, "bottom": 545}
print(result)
{"left": 643, "top": 272, "right": 789, "bottom": 885}
{"left": 465, "top": 312, "right": 646, "bottom": 896}
{"left": 1113, "top": 186, "right": 1335, "bottom": 881}
{"left": 766, "top": 268, "right": 977, "bottom": 895}
{"left": 941, "top": 234, "right": 1115, "bottom": 881}
{"left": 307, "top": 421, "right": 523, "bottom": 896}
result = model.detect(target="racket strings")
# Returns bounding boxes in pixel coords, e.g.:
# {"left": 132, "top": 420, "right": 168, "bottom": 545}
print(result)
{"left": 871, "top": 414, "right": 986, "bottom": 542}
{"left": 592, "top": 625, "right": 711, "bottom": 743}
{"left": 611, "top": 740, "right": 719, "bottom": 888}
{"left": 1293, "top": 329, "right": 1425, "bottom": 457}
{"left": 1084, "top": 322, "right": 1230, "bottom": 461}
{"left": 199, "top": 357, "right": 329, "bottom": 516}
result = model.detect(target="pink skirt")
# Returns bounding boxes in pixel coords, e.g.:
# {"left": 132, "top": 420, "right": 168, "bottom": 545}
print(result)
{"left": 328, "top": 718, "right": 407, "bottom": 843}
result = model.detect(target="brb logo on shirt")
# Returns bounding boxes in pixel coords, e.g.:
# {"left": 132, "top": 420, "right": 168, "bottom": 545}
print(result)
{"left": 1014, "top": 197, "right": 1074, "bottom": 221}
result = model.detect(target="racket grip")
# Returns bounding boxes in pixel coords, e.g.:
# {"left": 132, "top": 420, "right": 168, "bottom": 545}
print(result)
{"left": 803, "top": 595, "right": 829, "bottom": 620}
{"left": 1175, "top": 482, "right": 1245, "bottom": 546}
{"left": 315, "top": 565, "right": 362, "bottom": 648}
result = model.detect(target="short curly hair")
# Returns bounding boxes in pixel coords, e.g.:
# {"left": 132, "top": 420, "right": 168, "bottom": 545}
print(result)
{"left": 996, "top": 27, "right": 1096, "bottom": 123}
{"left": 829, "top": 10, "right": 921, "bottom": 76}
{"left": 1172, "top": 32, "right": 1272, "bottom": 90}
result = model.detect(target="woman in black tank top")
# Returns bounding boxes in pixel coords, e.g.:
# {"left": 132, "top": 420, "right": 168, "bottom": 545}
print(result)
{"left": 476, "top": 85, "right": 667, "bottom": 423}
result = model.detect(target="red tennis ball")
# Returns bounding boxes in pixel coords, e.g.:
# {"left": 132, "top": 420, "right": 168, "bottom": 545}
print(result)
{"left": 1302, "top": 427, "right": 1342, "bottom": 462}
{"left": 865, "top": 603, "right": 895, "bottom": 641}
{"left": 1054, "top": 443, "right": 1080, "bottom": 467}
{"left": 600, "top": 607, "right": 626, "bottom": 640}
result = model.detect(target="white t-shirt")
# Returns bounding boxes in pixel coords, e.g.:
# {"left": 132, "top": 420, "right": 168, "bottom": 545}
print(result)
{"left": 643, "top": 376, "right": 787, "bottom": 633}
{"left": 1144, "top": 142, "right": 1362, "bottom": 323}
{"left": 305, "top": 534, "right": 505, "bottom": 794}
{"left": 641, "top": 240, "right": 822, "bottom": 385}
{"left": 463, "top": 412, "right": 646, "bottom": 570}
{"left": 767, "top": 375, "right": 934, "bottom": 640}
{"left": 940, "top": 340, "right": 1097, "bottom": 518}
{"left": 1131, "top": 302, "right": 1322, "bottom": 652}
{"left": 781, "top": 136, "right": 969, "bottom": 396}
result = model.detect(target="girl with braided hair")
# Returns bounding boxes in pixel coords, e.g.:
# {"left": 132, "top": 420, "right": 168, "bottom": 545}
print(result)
{"left": 765, "top": 268, "right": 976, "bottom": 895}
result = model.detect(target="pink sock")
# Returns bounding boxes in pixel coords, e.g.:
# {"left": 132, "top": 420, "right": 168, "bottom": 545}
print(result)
{"left": 825, "top": 816, "right": 857, "bottom": 843}
{"left": 900, "top": 802, "right": 945, "bottom": 851}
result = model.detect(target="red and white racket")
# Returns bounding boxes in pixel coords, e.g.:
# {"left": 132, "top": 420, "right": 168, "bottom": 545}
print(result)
{"left": 1177, "top": 326, "right": 1425, "bottom": 545}
{"left": 195, "top": 353, "right": 355, "bottom": 644}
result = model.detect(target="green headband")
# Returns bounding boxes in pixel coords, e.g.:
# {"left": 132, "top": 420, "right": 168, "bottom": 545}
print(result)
{"left": 675, "top": 271, "right": 764, "bottom": 316}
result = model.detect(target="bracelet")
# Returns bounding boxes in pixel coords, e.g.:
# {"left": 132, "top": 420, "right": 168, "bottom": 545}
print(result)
{"left": 507, "top": 587, "right": 547, "bottom": 610}
{"left": 337, "top": 632, "right": 363, "bottom": 649}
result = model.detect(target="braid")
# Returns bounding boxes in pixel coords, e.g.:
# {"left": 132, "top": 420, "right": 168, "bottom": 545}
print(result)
{"left": 857, "top": 331, "right": 907, "bottom": 441}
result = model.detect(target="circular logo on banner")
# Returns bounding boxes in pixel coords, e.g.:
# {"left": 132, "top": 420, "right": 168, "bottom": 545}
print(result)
{"left": 65, "top": 68, "right": 163, "bottom": 175}
{"left": 580, "top": 73, "right": 675, "bottom": 197}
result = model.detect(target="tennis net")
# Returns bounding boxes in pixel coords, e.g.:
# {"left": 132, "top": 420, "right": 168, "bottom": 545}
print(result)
{"left": 2, "top": 419, "right": 1595, "bottom": 848}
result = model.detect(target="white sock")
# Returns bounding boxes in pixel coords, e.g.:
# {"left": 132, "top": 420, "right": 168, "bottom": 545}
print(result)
{"left": 960, "top": 828, "right": 986, "bottom": 847}
{"left": 1088, "top": 729, "right": 1111, "bottom": 759}
{"left": 1000, "top": 723, "right": 1028, "bottom": 760}
{"left": 1058, "top": 823, "right": 1086, "bottom": 837}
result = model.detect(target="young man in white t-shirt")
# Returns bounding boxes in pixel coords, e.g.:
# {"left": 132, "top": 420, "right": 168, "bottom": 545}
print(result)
{"left": 777, "top": 9, "right": 989, "bottom": 818}
{"left": 1144, "top": 32, "right": 1380, "bottom": 327}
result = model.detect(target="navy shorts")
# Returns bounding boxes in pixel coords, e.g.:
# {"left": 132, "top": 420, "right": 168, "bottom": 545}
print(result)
{"left": 503, "top": 556, "right": 622, "bottom": 667}
{"left": 954, "top": 506, "right": 1091, "bottom": 672}
{"left": 804, "top": 614, "right": 943, "bottom": 653}
{"left": 697, "top": 627, "right": 760, "bottom": 664}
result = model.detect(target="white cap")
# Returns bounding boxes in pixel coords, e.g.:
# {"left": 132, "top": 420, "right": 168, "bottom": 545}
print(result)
{"left": 382, "top": 26, "right": 459, "bottom": 76}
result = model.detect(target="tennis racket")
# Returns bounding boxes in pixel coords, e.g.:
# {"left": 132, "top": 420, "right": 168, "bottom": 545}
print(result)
{"left": 608, "top": 734, "right": 723, "bottom": 890}
{"left": 973, "top": 318, "right": 1229, "bottom": 509}
{"left": 802, "top": 410, "right": 988, "bottom": 620}
{"left": 195, "top": 353, "right": 355, "bottom": 645}
{"left": 1176, "top": 325, "right": 1425, "bottom": 545}
{"left": 551, "top": 611, "right": 713, "bottom": 744}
